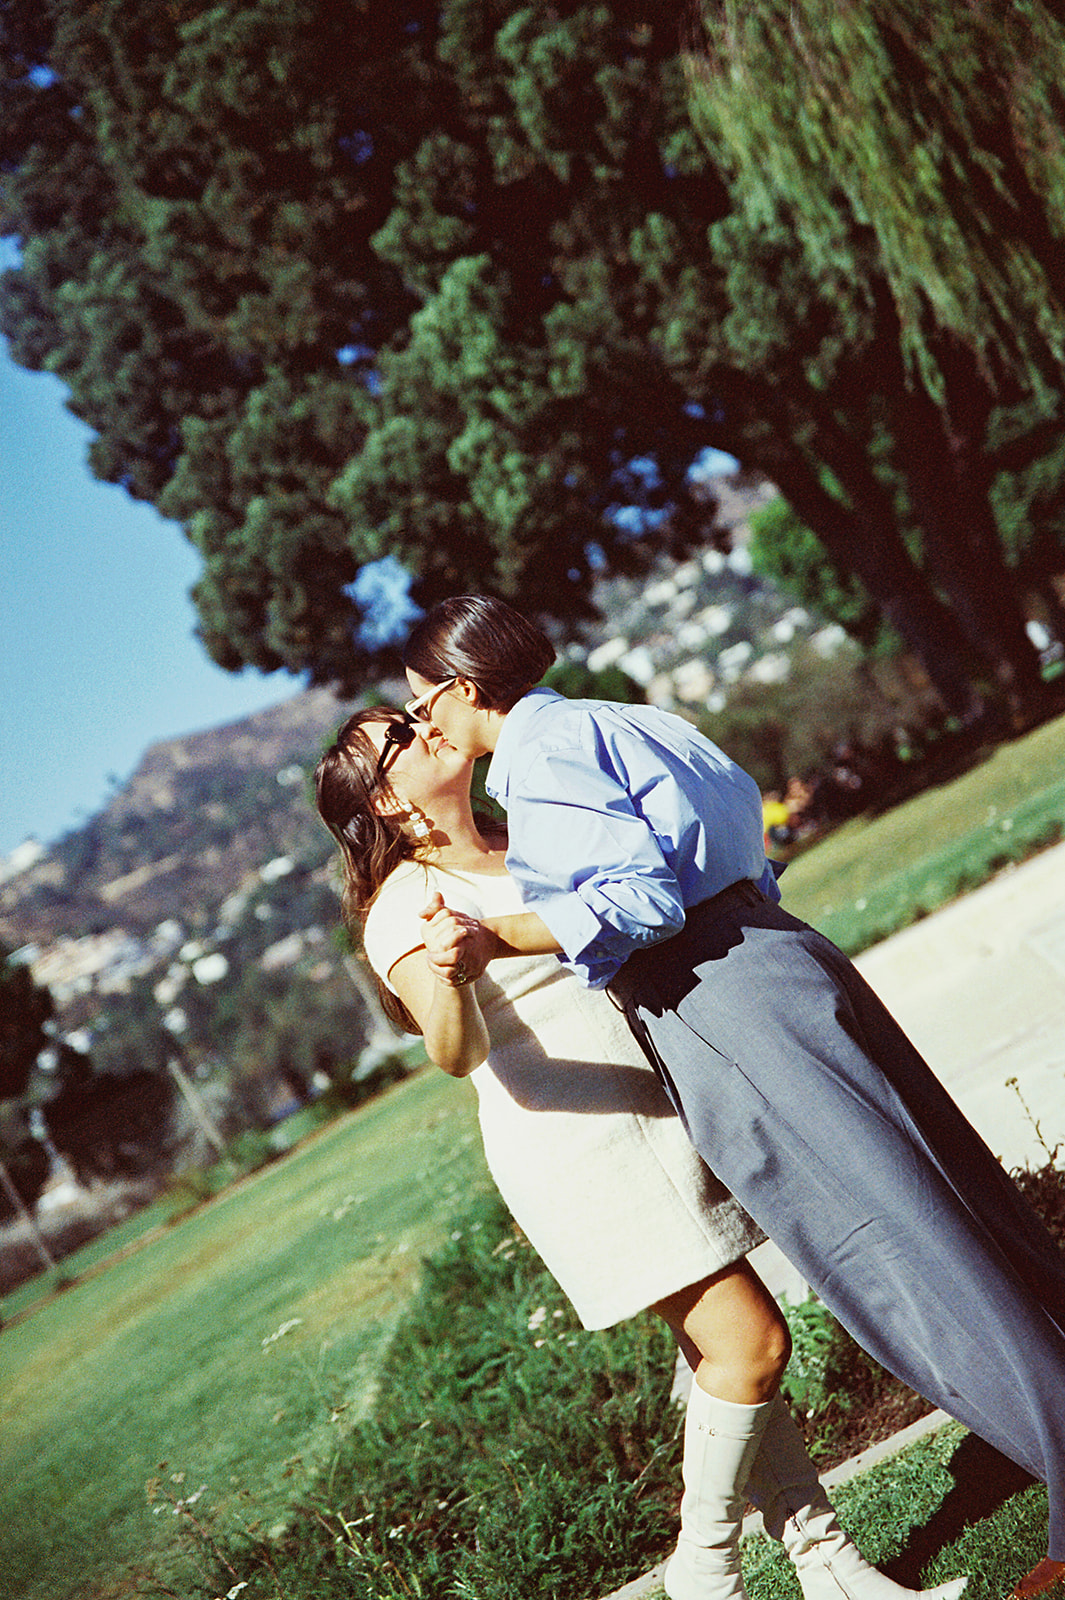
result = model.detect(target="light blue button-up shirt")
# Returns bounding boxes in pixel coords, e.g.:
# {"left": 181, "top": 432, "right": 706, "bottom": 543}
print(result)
{"left": 485, "top": 688, "right": 780, "bottom": 988}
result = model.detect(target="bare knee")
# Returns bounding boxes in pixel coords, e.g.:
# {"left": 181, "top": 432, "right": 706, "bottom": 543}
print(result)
{"left": 746, "top": 1309, "right": 791, "bottom": 1395}
{"left": 652, "top": 1263, "right": 791, "bottom": 1404}
{"left": 700, "top": 1301, "right": 789, "bottom": 1403}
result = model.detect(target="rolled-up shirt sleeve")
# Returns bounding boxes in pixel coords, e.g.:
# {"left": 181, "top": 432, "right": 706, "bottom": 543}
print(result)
{"left": 502, "top": 745, "right": 687, "bottom": 986}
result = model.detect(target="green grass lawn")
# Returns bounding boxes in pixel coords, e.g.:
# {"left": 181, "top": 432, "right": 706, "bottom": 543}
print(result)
{"left": 3, "top": 711, "right": 1064, "bottom": 1600}
{"left": 0, "top": 1068, "right": 486, "bottom": 1600}
{"left": 778, "top": 710, "right": 1065, "bottom": 952}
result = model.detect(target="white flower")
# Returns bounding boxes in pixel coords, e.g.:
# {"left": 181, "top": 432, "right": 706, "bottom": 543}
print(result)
{"left": 527, "top": 1306, "right": 547, "bottom": 1331}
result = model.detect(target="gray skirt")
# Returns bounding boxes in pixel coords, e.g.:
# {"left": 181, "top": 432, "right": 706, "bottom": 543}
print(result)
{"left": 610, "top": 882, "right": 1065, "bottom": 1559}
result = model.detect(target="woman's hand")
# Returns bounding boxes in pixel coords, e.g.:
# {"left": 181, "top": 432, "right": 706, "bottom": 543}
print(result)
{"left": 419, "top": 891, "right": 493, "bottom": 986}
{"left": 388, "top": 893, "right": 492, "bottom": 1077}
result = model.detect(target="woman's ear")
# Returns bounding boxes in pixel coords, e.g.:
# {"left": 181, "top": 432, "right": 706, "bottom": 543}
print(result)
{"left": 454, "top": 677, "right": 482, "bottom": 707}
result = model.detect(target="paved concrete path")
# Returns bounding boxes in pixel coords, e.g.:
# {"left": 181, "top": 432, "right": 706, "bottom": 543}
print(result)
{"left": 751, "top": 838, "right": 1065, "bottom": 1301}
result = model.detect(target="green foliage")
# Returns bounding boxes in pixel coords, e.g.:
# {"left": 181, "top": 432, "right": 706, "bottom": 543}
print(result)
{"left": 4, "top": 0, "right": 1063, "bottom": 719}
{"left": 44, "top": 1055, "right": 177, "bottom": 1184}
{"left": 1, "top": 949, "right": 62, "bottom": 1216}
{"left": 543, "top": 657, "right": 648, "bottom": 705}
{"left": 0, "top": 1131, "right": 49, "bottom": 1222}
{"left": 696, "top": 639, "right": 940, "bottom": 796}
{"left": 692, "top": 0, "right": 1065, "bottom": 393}
{"left": 779, "top": 1295, "right": 895, "bottom": 1463}
{"left": 748, "top": 496, "right": 896, "bottom": 653}
{"left": 778, "top": 1296, "right": 856, "bottom": 1418}
{"left": 0, "top": 950, "right": 171, "bottom": 1216}
{"left": 0, "top": 945, "right": 52, "bottom": 1102}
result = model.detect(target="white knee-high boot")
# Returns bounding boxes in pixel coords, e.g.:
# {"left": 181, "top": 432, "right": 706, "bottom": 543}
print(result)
{"left": 746, "top": 1394, "right": 968, "bottom": 1600}
{"left": 663, "top": 1387, "right": 776, "bottom": 1600}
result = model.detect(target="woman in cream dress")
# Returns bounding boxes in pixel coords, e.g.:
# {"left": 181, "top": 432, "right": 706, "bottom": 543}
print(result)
{"left": 314, "top": 706, "right": 965, "bottom": 1600}
{"left": 364, "top": 853, "right": 760, "bottom": 1330}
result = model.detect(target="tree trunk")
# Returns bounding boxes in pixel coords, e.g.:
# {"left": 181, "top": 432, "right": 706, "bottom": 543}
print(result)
{"left": 893, "top": 335, "right": 1046, "bottom": 714}
{"left": 741, "top": 377, "right": 986, "bottom": 722}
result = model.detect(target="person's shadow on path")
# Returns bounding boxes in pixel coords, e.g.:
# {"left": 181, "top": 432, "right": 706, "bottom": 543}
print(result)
{"left": 880, "top": 1434, "right": 1036, "bottom": 1585}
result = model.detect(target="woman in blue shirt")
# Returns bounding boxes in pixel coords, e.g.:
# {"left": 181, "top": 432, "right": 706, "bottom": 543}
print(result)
{"left": 402, "top": 594, "right": 1065, "bottom": 1600}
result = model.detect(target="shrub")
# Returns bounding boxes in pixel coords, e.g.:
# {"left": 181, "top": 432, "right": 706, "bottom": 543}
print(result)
{"left": 778, "top": 1295, "right": 928, "bottom": 1466}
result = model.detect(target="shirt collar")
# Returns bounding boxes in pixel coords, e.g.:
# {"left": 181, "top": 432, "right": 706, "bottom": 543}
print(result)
{"left": 485, "top": 688, "right": 560, "bottom": 803}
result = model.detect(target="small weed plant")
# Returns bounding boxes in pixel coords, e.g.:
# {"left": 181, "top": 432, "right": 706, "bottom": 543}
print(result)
{"left": 1007, "top": 1077, "right": 1065, "bottom": 1250}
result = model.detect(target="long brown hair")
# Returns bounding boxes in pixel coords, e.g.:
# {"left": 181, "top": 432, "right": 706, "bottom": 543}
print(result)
{"left": 314, "top": 707, "right": 434, "bottom": 1032}
{"left": 403, "top": 595, "right": 555, "bottom": 712}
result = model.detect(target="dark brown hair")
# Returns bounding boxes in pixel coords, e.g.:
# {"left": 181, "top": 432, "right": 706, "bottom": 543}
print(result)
{"left": 403, "top": 595, "right": 555, "bottom": 712}
{"left": 314, "top": 707, "right": 433, "bottom": 1032}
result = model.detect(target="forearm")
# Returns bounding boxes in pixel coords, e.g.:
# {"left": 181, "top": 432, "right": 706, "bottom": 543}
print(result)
{"left": 389, "top": 940, "right": 491, "bottom": 1078}
{"left": 479, "top": 910, "right": 561, "bottom": 958}
{"left": 421, "top": 981, "right": 491, "bottom": 1078}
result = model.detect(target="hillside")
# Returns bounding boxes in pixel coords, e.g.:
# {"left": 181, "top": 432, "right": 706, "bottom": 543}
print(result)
{"left": 0, "top": 685, "right": 365, "bottom": 952}
{"left": 2, "top": 474, "right": 789, "bottom": 965}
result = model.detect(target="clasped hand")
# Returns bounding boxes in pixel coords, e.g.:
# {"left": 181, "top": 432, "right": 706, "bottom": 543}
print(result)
{"left": 419, "top": 891, "right": 492, "bottom": 987}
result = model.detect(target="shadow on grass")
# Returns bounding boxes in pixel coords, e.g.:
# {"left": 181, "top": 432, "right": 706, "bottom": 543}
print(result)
{"left": 883, "top": 1434, "right": 1037, "bottom": 1586}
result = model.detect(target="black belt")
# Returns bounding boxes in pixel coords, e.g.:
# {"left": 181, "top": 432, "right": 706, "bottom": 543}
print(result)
{"left": 607, "top": 879, "right": 768, "bottom": 1005}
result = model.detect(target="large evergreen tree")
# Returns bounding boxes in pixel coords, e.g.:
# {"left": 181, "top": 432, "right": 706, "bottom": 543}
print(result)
{"left": 2, "top": 0, "right": 1063, "bottom": 717}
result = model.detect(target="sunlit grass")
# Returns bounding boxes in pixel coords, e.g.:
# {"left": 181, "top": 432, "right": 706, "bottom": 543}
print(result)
{"left": 779, "top": 710, "right": 1065, "bottom": 951}
{"left": 642, "top": 1423, "right": 1043, "bottom": 1600}
{"left": 0, "top": 1068, "right": 485, "bottom": 1600}
{"left": 4, "top": 713, "right": 1065, "bottom": 1599}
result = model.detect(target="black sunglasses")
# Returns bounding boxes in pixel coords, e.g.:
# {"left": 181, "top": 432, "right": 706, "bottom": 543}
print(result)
{"left": 374, "top": 715, "right": 417, "bottom": 781}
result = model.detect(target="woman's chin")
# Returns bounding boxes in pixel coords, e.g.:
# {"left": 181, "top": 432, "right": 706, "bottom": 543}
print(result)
{"left": 433, "top": 740, "right": 475, "bottom": 774}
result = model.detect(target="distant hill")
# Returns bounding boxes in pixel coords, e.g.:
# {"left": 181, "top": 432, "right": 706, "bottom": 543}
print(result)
{"left": 0, "top": 477, "right": 941, "bottom": 1213}
{"left": 0, "top": 685, "right": 366, "bottom": 951}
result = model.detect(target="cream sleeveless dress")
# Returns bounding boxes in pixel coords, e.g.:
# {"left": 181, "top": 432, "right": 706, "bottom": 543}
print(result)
{"left": 362, "top": 859, "right": 764, "bottom": 1329}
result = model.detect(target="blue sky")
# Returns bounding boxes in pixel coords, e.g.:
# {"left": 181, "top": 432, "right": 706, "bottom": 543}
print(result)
{"left": 1, "top": 353, "right": 299, "bottom": 858}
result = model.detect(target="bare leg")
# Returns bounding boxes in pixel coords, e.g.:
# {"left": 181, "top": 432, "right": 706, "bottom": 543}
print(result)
{"left": 650, "top": 1263, "right": 788, "bottom": 1599}
{"left": 650, "top": 1258, "right": 790, "bottom": 1404}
